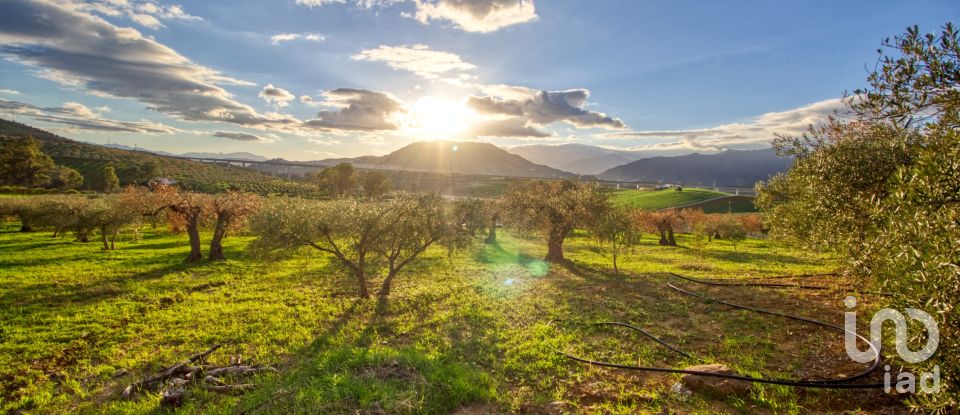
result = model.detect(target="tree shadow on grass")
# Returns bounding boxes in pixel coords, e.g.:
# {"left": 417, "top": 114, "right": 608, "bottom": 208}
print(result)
{"left": 697, "top": 248, "right": 823, "bottom": 266}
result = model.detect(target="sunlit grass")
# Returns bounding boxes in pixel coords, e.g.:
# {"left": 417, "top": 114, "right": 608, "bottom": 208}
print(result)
{"left": 0, "top": 223, "right": 897, "bottom": 414}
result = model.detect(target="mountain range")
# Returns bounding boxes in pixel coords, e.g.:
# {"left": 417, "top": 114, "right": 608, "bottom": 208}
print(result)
{"left": 102, "top": 144, "right": 268, "bottom": 162}
{"left": 315, "top": 141, "right": 572, "bottom": 179}
{"left": 505, "top": 143, "right": 703, "bottom": 175}
{"left": 597, "top": 148, "right": 791, "bottom": 187}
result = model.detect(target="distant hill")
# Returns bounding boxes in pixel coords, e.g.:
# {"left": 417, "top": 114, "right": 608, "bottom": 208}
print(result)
{"left": 506, "top": 143, "right": 696, "bottom": 175}
{"left": 0, "top": 120, "right": 314, "bottom": 195}
{"left": 103, "top": 143, "right": 268, "bottom": 162}
{"left": 317, "top": 141, "right": 573, "bottom": 179}
{"left": 598, "top": 149, "right": 790, "bottom": 187}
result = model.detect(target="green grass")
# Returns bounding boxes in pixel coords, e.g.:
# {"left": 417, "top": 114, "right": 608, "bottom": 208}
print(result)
{"left": 683, "top": 195, "right": 758, "bottom": 214}
{"left": 611, "top": 188, "right": 728, "bottom": 210}
{"left": 0, "top": 223, "right": 902, "bottom": 414}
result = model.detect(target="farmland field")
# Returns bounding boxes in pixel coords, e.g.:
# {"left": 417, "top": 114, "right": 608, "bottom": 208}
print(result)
{"left": 611, "top": 188, "right": 728, "bottom": 210}
{"left": 0, "top": 222, "right": 900, "bottom": 414}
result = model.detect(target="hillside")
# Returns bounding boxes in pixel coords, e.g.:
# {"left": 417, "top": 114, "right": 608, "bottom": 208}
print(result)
{"left": 323, "top": 141, "right": 573, "bottom": 179}
{"left": 103, "top": 144, "right": 269, "bottom": 162}
{"left": 0, "top": 120, "right": 314, "bottom": 195}
{"left": 506, "top": 143, "right": 696, "bottom": 175}
{"left": 611, "top": 188, "right": 729, "bottom": 210}
{"left": 598, "top": 148, "right": 790, "bottom": 187}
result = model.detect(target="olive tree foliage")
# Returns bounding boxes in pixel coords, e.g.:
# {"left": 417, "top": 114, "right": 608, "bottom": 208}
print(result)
{"left": 250, "top": 194, "right": 482, "bottom": 298}
{"left": 757, "top": 122, "right": 915, "bottom": 258}
{"left": 0, "top": 194, "right": 140, "bottom": 248}
{"left": 376, "top": 194, "right": 482, "bottom": 296}
{"left": 591, "top": 206, "right": 642, "bottom": 274}
{"left": 756, "top": 24, "right": 959, "bottom": 411}
{"left": 501, "top": 180, "right": 609, "bottom": 262}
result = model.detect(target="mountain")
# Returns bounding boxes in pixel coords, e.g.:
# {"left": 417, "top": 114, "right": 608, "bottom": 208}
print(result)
{"left": 102, "top": 143, "right": 268, "bottom": 162}
{"left": 0, "top": 120, "right": 314, "bottom": 195}
{"left": 506, "top": 143, "right": 696, "bottom": 175}
{"left": 177, "top": 151, "right": 268, "bottom": 161}
{"left": 598, "top": 148, "right": 791, "bottom": 187}
{"left": 330, "top": 141, "right": 572, "bottom": 179}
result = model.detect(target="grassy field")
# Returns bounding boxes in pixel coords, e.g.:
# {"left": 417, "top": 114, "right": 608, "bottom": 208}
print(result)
{"left": 683, "top": 195, "right": 758, "bottom": 214}
{"left": 611, "top": 188, "right": 728, "bottom": 210}
{"left": 0, "top": 223, "right": 901, "bottom": 414}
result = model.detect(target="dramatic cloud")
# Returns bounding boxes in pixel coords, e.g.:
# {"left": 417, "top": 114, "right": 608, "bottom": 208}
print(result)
{"left": 605, "top": 98, "right": 846, "bottom": 151}
{"left": 270, "top": 32, "right": 325, "bottom": 44}
{"left": 0, "top": 98, "right": 178, "bottom": 133}
{"left": 414, "top": 0, "right": 538, "bottom": 33}
{"left": 469, "top": 88, "right": 627, "bottom": 129}
{"left": 0, "top": 0, "right": 297, "bottom": 130}
{"left": 352, "top": 44, "right": 476, "bottom": 81}
{"left": 467, "top": 117, "right": 550, "bottom": 138}
{"left": 305, "top": 88, "right": 405, "bottom": 131}
{"left": 259, "top": 84, "right": 295, "bottom": 107}
{"left": 212, "top": 131, "right": 272, "bottom": 142}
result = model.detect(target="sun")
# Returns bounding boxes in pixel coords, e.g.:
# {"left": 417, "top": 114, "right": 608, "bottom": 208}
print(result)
{"left": 402, "top": 96, "right": 476, "bottom": 139}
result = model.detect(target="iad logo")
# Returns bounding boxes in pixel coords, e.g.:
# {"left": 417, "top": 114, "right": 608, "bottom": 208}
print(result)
{"left": 844, "top": 296, "right": 940, "bottom": 393}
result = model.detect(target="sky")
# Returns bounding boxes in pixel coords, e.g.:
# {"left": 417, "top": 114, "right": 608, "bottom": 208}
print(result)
{"left": 0, "top": 0, "right": 957, "bottom": 160}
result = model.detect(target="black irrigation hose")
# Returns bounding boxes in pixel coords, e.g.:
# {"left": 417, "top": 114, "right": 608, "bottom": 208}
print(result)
{"left": 552, "top": 274, "right": 888, "bottom": 389}
{"left": 669, "top": 272, "right": 831, "bottom": 291}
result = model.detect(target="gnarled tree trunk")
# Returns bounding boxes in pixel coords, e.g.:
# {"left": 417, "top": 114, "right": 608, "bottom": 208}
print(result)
{"left": 545, "top": 228, "right": 567, "bottom": 262}
{"left": 208, "top": 220, "right": 227, "bottom": 261}
{"left": 184, "top": 216, "right": 203, "bottom": 263}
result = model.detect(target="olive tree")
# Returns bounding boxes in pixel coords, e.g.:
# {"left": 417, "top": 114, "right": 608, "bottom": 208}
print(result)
{"left": 638, "top": 209, "right": 683, "bottom": 246}
{"left": 375, "top": 194, "right": 480, "bottom": 297}
{"left": 756, "top": 24, "right": 959, "bottom": 410}
{"left": 501, "top": 180, "right": 609, "bottom": 262}
{"left": 126, "top": 185, "right": 209, "bottom": 262}
{"left": 207, "top": 191, "right": 261, "bottom": 261}
{"left": 591, "top": 206, "right": 642, "bottom": 274}
{"left": 250, "top": 198, "right": 391, "bottom": 298}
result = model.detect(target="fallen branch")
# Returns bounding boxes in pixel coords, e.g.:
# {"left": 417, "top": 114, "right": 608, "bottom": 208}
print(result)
{"left": 120, "top": 343, "right": 275, "bottom": 406}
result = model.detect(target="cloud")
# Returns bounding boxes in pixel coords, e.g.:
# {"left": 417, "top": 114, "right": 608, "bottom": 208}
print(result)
{"left": 413, "top": 0, "right": 538, "bottom": 33}
{"left": 0, "top": 89, "right": 21, "bottom": 95}
{"left": 71, "top": 0, "right": 202, "bottom": 30}
{"left": 467, "top": 117, "right": 550, "bottom": 138}
{"left": 259, "top": 84, "right": 295, "bottom": 107}
{"left": 270, "top": 32, "right": 325, "bottom": 45}
{"left": 212, "top": 131, "right": 273, "bottom": 142}
{"left": 352, "top": 44, "right": 475, "bottom": 80}
{"left": 295, "top": 0, "right": 346, "bottom": 6}
{"left": 468, "top": 88, "right": 627, "bottom": 130}
{"left": 604, "top": 98, "right": 847, "bottom": 151}
{"left": 0, "top": 0, "right": 295, "bottom": 130}
{"left": 0, "top": 98, "right": 178, "bottom": 133}
{"left": 293, "top": 0, "right": 535, "bottom": 32}
{"left": 304, "top": 88, "right": 405, "bottom": 131}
